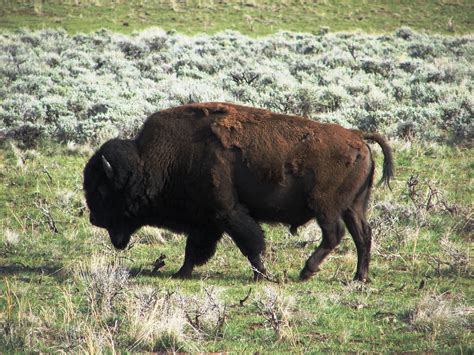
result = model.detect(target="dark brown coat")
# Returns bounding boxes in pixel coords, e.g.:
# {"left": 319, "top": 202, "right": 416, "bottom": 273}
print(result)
{"left": 84, "top": 102, "right": 393, "bottom": 281}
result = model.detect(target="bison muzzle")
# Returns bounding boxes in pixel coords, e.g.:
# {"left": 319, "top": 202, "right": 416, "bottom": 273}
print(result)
{"left": 83, "top": 102, "right": 393, "bottom": 282}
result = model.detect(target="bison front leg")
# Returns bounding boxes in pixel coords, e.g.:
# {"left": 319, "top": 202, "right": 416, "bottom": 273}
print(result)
{"left": 173, "top": 228, "right": 222, "bottom": 279}
{"left": 218, "top": 206, "right": 267, "bottom": 281}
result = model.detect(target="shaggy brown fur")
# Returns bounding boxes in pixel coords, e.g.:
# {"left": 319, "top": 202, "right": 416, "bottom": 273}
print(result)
{"left": 84, "top": 102, "right": 393, "bottom": 282}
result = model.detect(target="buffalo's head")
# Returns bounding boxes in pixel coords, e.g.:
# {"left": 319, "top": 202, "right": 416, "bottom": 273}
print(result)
{"left": 83, "top": 139, "right": 144, "bottom": 249}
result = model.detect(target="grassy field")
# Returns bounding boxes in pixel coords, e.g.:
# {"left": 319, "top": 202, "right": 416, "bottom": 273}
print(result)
{"left": 0, "top": 140, "right": 472, "bottom": 352}
{"left": 1, "top": 0, "right": 473, "bottom": 35}
{"left": 1, "top": 0, "right": 473, "bottom": 352}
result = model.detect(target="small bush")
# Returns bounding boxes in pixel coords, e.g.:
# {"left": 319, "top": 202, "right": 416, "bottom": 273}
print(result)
{"left": 394, "top": 27, "right": 415, "bottom": 40}
{"left": 361, "top": 58, "right": 394, "bottom": 77}
{"left": 438, "top": 236, "right": 470, "bottom": 274}
{"left": 76, "top": 255, "right": 130, "bottom": 316}
{"left": 254, "top": 286, "right": 295, "bottom": 341}
{"left": 126, "top": 286, "right": 189, "bottom": 352}
{"left": 178, "top": 286, "right": 228, "bottom": 339}
{"left": 408, "top": 42, "right": 434, "bottom": 59}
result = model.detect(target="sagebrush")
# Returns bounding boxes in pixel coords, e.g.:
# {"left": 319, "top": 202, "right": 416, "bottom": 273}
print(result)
{"left": 0, "top": 28, "right": 472, "bottom": 146}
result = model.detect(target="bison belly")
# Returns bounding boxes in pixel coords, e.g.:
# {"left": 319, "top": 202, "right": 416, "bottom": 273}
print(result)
{"left": 233, "top": 157, "right": 315, "bottom": 228}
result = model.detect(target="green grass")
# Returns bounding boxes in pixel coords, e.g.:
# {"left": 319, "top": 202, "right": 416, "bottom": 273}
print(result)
{"left": 1, "top": 0, "right": 473, "bottom": 35}
{"left": 1, "top": 1, "right": 473, "bottom": 351}
{"left": 1, "top": 140, "right": 472, "bottom": 352}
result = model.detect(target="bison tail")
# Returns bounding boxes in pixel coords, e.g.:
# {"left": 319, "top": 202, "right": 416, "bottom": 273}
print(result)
{"left": 363, "top": 132, "right": 394, "bottom": 189}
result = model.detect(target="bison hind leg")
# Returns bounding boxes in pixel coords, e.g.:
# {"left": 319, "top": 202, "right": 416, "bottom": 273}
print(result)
{"left": 299, "top": 218, "right": 345, "bottom": 281}
{"left": 343, "top": 209, "right": 371, "bottom": 282}
{"left": 343, "top": 202, "right": 372, "bottom": 282}
{"left": 341, "top": 167, "right": 374, "bottom": 283}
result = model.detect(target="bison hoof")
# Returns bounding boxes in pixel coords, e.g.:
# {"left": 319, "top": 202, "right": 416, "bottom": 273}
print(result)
{"left": 299, "top": 268, "right": 316, "bottom": 281}
{"left": 353, "top": 273, "right": 369, "bottom": 283}
{"left": 253, "top": 270, "right": 267, "bottom": 282}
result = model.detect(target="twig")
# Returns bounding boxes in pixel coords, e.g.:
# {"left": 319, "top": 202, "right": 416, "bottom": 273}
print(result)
{"left": 231, "top": 71, "right": 259, "bottom": 85}
{"left": 347, "top": 44, "right": 358, "bottom": 60}
{"left": 407, "top": 174, "right": 420, "bottom": 207}
{"left": 151, "top": 254, "right": 166, "bottom": 273}
{"left": 427, "top": 255, "right": 450, "bottom": 276}
{"left": 239, "top": 288, "right": 252, "bottom": 307}
{"left": 329, "top": 264, "right": 341, "bottom": 281}
{"left": 42, "top": 166, "right": 53, "bottom": 183}
{"left": 35, "top": 200, "right": 59, "bottom": 233}
{"left": 251, "top": 266, "right": 280, "bottom": 284}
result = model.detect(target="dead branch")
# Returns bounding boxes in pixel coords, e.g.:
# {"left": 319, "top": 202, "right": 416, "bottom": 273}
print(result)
{"left": 239, "top": 288, "right": 252, "bottom": 307}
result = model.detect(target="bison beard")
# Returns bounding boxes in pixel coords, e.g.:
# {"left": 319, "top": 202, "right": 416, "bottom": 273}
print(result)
{"left": 83, "top": 102, "right": 393, "bottom": 282}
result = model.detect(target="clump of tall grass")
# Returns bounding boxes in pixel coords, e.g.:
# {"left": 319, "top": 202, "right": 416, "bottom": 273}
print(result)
{"left": 178, "top": 286, "right": 228, "bottom": 339}
{"left": 407, "top": 292, "right": 472, "bottom": 339}
{"left": 75, "top": 254, "right": 130, "bottom": 317}
{"left": 430, "top": 235, "right": 471, "bottom": 276}
{"left": 3, "top": 229, "right": 20, "bottom": 246}
{"left": 254, "top": 286, "right": 296, "bottom": 341}
{"left": 125, "top": 286, "right": 191, "bottom": 352}
{"left": 370, "top": 172, "right": 471, "bottom": 261}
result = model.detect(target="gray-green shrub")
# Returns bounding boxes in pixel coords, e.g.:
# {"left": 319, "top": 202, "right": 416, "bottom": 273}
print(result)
{"left": 0, "top": 28, "right": 472, "bottom": 145}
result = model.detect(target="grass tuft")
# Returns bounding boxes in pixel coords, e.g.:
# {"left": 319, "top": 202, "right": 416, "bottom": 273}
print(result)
{"left": 408, "top": 292, "right": 472, "bottom": 339}
{"left": 75, "top": 254, "right": 130, "bottom": 316}
{"left": 125, "top": 286, "right": 190, "bottom": 352}
{"left": 254, "top": 286, "right": 296, "bottom": 342}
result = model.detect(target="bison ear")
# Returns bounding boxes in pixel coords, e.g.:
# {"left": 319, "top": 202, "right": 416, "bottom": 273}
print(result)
{"left": 101, "top": 155, "right": 114, "bottom": 180}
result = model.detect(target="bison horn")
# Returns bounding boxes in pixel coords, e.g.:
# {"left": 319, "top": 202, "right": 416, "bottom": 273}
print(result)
{"left": 101, "top": 155, "right": 114, "bottom": 179}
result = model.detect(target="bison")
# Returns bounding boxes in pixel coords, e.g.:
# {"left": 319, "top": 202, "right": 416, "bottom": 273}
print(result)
{"left": 84, "top": 102, "right": 393, "bottom": 282}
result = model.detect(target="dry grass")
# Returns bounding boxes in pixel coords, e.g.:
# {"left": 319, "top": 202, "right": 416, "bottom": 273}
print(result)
{"left": 65, "top": 141, "right": 94, "bottom": 156}
{"left": 254, "top": 286, "right": 296, "bottom": 342}
{"left": 436, "top": 235, "right": 471, "bottom": 275}
{"left": 126, "top": 286, "right": 190, "bottom": 352}
{"left": 408, "top": 292, "right": 472, "bottom": 340}
{"left": 3, "top": 229, "right": 20, "bottom": 246}
{"left": 178, "top": 286, "right": 228, "bottom": 339}
{"left": 1, "top": 141, "right": 472, "bottom": 352}
{"left": 75, "top": 254, "right": 130, "bottom": 316}
{"left": 134, "top": 226, "right": 179, "bottom": 245}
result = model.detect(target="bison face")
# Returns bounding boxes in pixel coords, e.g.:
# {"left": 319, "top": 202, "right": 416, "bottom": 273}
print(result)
{"left": 85, "top": 178, "right": 138, "bottom": 250}
{"left": 83, "top": 139, "right": 143, "bottom": 250}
